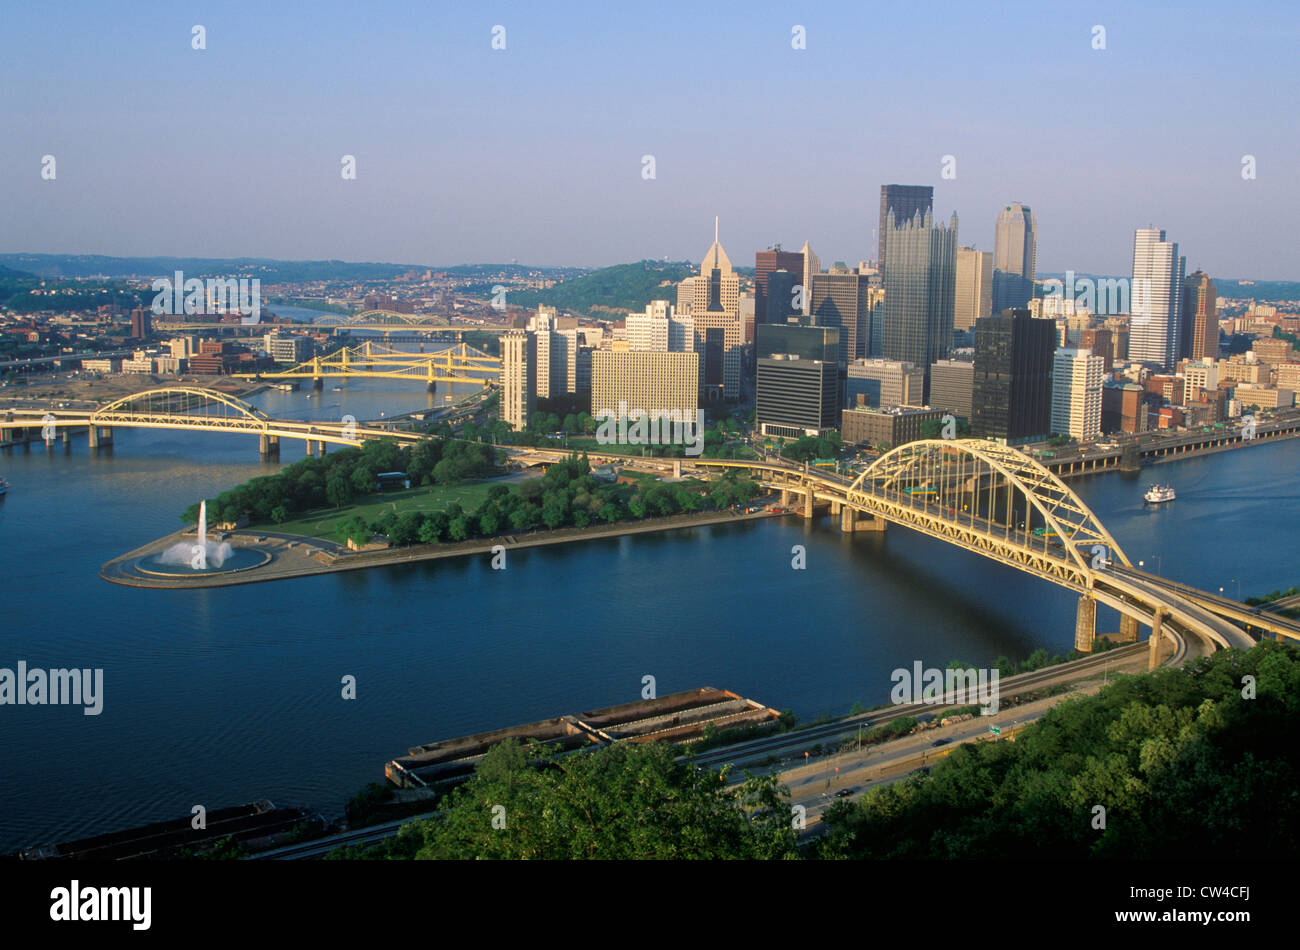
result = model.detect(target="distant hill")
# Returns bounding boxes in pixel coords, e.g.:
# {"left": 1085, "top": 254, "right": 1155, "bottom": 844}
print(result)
{"left": 1041, "top": 273, "right": 1300, "bottom": 304}
{"left": 1211, "top": 279, "right": 1300, "bottom": 302}
{"left": 0, "top": 255, "right": 588, "bottom": 285}
{"left": 502, "top": 260, "right": 696, "bottom": 317}
{"left": 0, "top": 264, "right": 34, "bottom": 280}
{"left": 0, "top": 254, "right": 423, "bottom": 283}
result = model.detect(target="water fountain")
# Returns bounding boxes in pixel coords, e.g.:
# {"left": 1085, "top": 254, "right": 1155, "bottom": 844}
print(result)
{"left": 133, "top": 500, "right": 271, "bottom": 577}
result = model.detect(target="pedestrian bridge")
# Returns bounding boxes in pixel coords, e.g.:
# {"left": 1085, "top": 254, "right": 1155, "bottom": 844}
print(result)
{"left": 699, "top": 439, "right": 1262, "bottom": 659}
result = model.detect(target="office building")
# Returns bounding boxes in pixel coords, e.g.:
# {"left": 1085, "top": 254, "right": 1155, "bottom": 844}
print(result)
{"left": 501, "top": 329, "right": 537, "bottom": 431}
{"left": 1050, "top": 347, "right": 1104, "bottom": 440}
{"left": 755, "top": 248, "right": 805, "bottom": 325}
{"left": 811, "top": 271, "right": 874, "bottom": 365}
{"left": 1101, "top": 381, "right": 1150, "bottom": 434}
{"left": 929, "top": 358, "right": 975, "bottom": 419}
{"left": 682, "top": 221, "right": 743, "bottom": 400}
{"left": 954, "top": 246, "right": 993, "bottom": 331}
{"left": 878, "top": 185, "right": 933, "bottom": 276}
{"left": 991, "top": 202, "right": 1037, "bottom": 315}
{"left": 841, "top": 405, "right": 944, "bottom": 449}
{"left": 881, "top": 210, "right": 958, "bottom": 400}
{"left": 756, "top": 355, "right": 839, "bottom": 438}
{"left": 1129, "top": 227, "right": 1184, "bottom": 369}
{"left": 845, "top": 358, "right": 924, "bottom": 410}
{"left": 130, "top": 307, "right": 151, "bottom": 339}
{"left": 1182, "top": 270, "right": 1218, "bottom": 362}
{"left": 591, "top": 350, "right": 699, "bottom": 418}
{"left": 971, "top": 308, "right": 1055, "bottom": 443}
{"left": 800, "top": 241, "right": 819, "bottom": 315}
{"left": 756, "top": 322, "right": 840, "bottom": 363}
{"left": 1079, "top": 328, "right": 1114, "bottom": 372}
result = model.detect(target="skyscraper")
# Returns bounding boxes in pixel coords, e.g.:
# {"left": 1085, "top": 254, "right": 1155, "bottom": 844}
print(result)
{"left": 972, "top": 309, "right": 1055, "bottom": 443}
{"left": 755, "top": 248, "right": 804, "bottom": 325}
{"left": 501, "top": 329, "right": 537, "bottom": 431}
{"left": 881, "top": 210, "right": 958, "bottom": 400}
{"left": 810, "top": 271, "right": 874, "bottom": 366}
{"left": 878, "top": 185, "right": 933, "bottom": 277}
{"left": 1050, "top": 347, "right": 1104, "bottom": 440}
{"left": 683, "top": 219, "right": 743, "bottom": 400}
{"left": 1129, "top": 227, "right": 1184, "bottom": 369}
{"left": 1182, "top": 270, "right": 1218, "bottom": 362}
{"left": 992, "top": 203, "right": 1037, "bottom": 314}
{"left": 954, "top": 246, "right": 993, "bottom": 331}
{"left": 800, "top": 240, "right": 819, "bottom": 315}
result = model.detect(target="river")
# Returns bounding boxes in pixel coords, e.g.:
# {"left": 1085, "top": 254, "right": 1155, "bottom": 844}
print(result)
{"left": 0, "top": 382, "right": 1295, "bottom": 852}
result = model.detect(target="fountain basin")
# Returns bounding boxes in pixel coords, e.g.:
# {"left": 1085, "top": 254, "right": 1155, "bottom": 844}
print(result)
{"left": 133, "top": 546, "right": 272, "bottom": 577}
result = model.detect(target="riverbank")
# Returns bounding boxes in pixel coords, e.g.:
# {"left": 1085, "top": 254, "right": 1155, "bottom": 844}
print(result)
{"left": 100, "top": 505, "right": 783, "bottom": 589}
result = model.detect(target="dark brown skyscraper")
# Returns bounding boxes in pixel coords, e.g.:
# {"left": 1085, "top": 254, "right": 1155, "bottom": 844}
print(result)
{"left": 878, "top": 184, "right": 933, "bottom": 277}
{"left": 754, "top": 248, "right": 804, "bottom": 325}
{"left": 1181, "top": 270, "right": 1218, "bottom": 361}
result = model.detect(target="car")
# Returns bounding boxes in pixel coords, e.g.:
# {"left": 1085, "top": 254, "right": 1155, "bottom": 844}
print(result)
{"left": 930, "top": 738, "right": 951, "bottom": 747}
{"left": 835, "top": 788, "right": 856, "bottom": 798}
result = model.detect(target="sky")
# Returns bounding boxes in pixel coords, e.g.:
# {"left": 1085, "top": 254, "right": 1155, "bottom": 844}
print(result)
{"left": 2, "top": 0, "right": 1298, "bottom": 277}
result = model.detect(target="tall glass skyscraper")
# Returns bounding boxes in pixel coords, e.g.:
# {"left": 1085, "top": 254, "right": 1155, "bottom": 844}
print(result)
{"left": 1129, "top": 227, "right": 1184, "bottom": 370}
{"left": 878, "top": 185, "right": 933, "bottom": 277}
{"left": 992, "top": 202, "right": 1037, "bottom": 314}
{"left": 881, "top": 210, "right": 957, "bottom": 401}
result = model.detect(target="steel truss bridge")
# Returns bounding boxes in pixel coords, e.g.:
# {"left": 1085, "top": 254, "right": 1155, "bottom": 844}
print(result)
{"left": 312, "top": 310, "right": 486, "bottom": 336}
{"left": 700, "top": 439, "right": 1292, "bottom": 656}
{"left": 232, "top": 339, "right": 500, "bottom": 387}
{"left": 1, "top": 386, "right": 425, "bottom": 453}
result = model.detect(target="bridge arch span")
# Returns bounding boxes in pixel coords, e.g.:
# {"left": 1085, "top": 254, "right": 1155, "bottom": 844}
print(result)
{"left": 91, "top": 387, "right": 271, "bottom": 424}
{"left": 847, "top": 439, "right": 1132, "bottom": 577}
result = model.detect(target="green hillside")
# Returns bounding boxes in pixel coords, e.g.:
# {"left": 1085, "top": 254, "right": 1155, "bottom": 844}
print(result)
{"left": 501, "top": 260, "right": 696, "bottom": 317}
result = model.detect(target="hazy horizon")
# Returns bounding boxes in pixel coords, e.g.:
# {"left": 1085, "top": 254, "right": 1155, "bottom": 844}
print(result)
{"left": 3, "top": 0, "right": 1297, "bottom": 277}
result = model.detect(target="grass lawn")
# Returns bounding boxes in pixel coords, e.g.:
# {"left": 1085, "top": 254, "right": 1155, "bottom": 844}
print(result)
{"left": 252, "top": 482, "right": 497, "bottom": 542}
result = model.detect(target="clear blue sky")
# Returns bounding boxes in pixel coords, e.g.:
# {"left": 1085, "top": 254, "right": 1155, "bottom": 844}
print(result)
{"left": 2, "top": 0, "right": 1297, "bottom": 277}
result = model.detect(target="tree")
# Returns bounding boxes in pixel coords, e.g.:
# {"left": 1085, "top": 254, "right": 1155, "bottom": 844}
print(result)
{"left": 270, "top": 505, "right": 289, "bottom": 524}
{"left": 326, "top": 475, "right": 352, "bottom": 509}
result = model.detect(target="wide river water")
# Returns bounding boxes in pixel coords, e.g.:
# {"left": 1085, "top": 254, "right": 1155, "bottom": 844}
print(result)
{"left": 1, "top": 377, "right": 1296, "bottom": 851}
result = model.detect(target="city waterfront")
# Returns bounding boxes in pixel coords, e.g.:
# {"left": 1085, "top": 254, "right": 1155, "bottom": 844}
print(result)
{"left": 0, "top": 385, "right": 1296, "bottom": 852}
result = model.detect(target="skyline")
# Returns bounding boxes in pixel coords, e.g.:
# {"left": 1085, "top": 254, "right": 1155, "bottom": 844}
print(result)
{"left": 3, "top": 1, "right": 1299, "bottom": 276}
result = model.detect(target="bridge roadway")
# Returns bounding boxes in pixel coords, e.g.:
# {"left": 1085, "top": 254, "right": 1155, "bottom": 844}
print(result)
{"left": 1, "top": 387, "right": 425, "bottom": 453}
{"left": 696, "top": 447, "right": 1261, "bottom": 657}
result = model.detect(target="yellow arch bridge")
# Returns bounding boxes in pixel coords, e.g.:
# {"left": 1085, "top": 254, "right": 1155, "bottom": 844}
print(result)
{"left": 233, "top": 339, "right": 501, "bottom": 389}
{"left": 1, "top": 386, "right": 425, "bottom": 458}
{"left": 699, "top": 439, "right": 1275, "bottom": 658}
{"left": 311, "top": 310, "right": 473, "bottom": 336}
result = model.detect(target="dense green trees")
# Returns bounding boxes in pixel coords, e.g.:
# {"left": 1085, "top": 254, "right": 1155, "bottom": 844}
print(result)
{"left": 182, "top": 441, "right": 762, "bottom": 548}
{"left": 384, "top": 739, "right": 800, "bottom": 860}
{"left": 180, "top": 437, "right": 496, "bottom": 527}
{"left": 780, "top": 432, "right": 843, "bottom": 462}
{"left": 818, "top": 641, "right": 1300, "bottom": 859}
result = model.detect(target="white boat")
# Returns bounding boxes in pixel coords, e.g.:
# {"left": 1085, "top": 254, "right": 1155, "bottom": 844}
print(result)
{"left": 0, "top": 477, "right": 8, "bottom": 496}
{"left": 1144, "top": 484, "right": 1175, "bottom": 504}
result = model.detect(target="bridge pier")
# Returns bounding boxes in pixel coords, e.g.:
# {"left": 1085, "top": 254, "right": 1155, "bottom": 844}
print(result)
{"left": 803, "top": 488, "right": 814, "bottom": 520}
{"left": 426, "top": 381, "right": 437, "bottom": 393}
{"left": 259, "top": 434, "right": 280, "bottom": 460}
{"left": 840, "top": 506, "right": 887, "bottom": 533}
{"left": 87, "top": 425, "right": 113, "bottom": 449}
{"left": 1149, "top": 608, "right": 1166, "bottom": 670}
{"left": 312, "top": 377, "right": 324, "bottom": 390}
{"left": 671, "top": 459, "right": 681, "bottom": 478}
{"left": 780, "top": 490, "right": 793, "bottom": 507}
{"left": 1118, "top": 614, "right": 1140, "bottom": 643}
{"left": 1074, "top": 595, "right": 1097, "bottom": 652}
